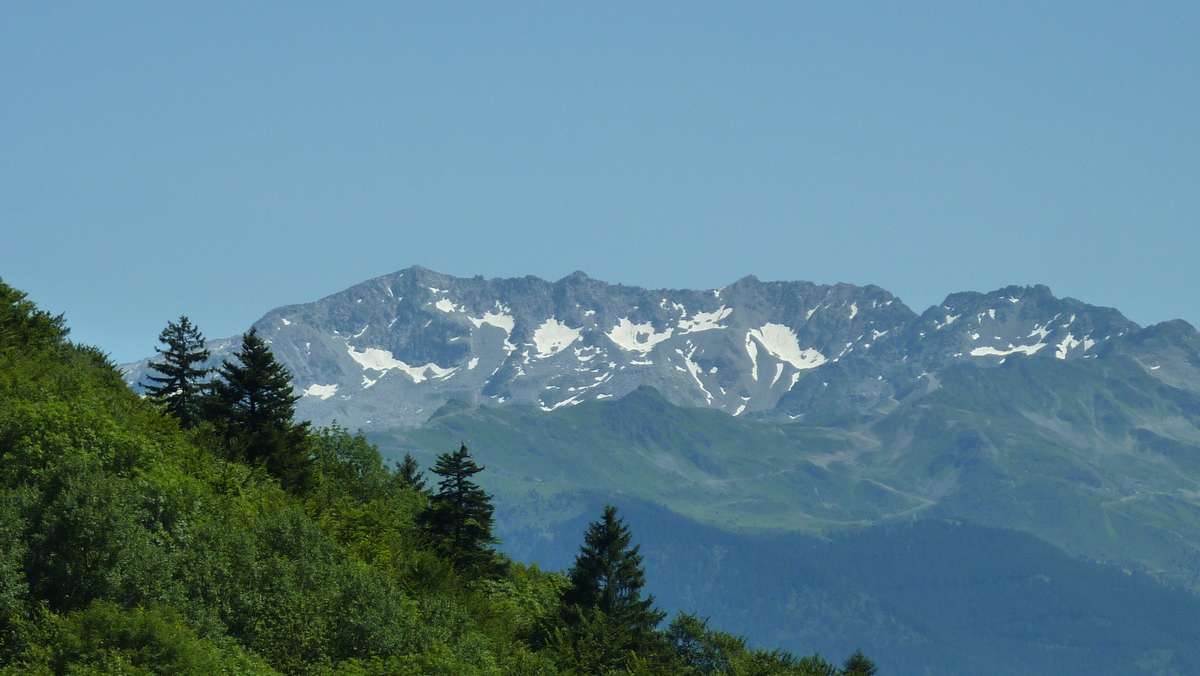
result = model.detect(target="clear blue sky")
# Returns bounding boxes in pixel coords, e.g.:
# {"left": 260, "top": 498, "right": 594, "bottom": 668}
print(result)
{"left": 3, "top": 2, "right": 1197, "bottom": 362}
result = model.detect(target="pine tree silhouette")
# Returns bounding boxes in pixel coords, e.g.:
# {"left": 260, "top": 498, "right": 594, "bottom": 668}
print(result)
{"left": 397, "top": 452, "right": 427, "bottom": 492}
{"left": 563, "top": 505, "right": 666, "bottom": 636}
{"left": 208, "top": 328, "right": 310, "bottom": 489}
{"left": 143, "top": 315, "right": 209, "bottom": 428}
{"left": 419, "top": 444, "right": 502, "bottom": 577}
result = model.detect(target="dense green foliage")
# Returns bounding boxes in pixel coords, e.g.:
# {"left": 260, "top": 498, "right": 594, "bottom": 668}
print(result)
{"left": 0, "top": 280, "right": 874, "bottom": 674}
{"left": 142, "top": 315, "right": 210, "bottom": 429}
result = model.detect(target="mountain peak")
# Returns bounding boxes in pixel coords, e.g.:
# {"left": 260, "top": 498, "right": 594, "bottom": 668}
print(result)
{"left": 939, "top": 284, "right": 1055, "bottom": 309}
{"left": 394, "top": 264, "right": 438, "bottom": 278}
{"left": 559, "top": 270, "right": 591, "bottom": 283}
{"left": 1127, "top": 318, "right": 1198, "bottom": 342}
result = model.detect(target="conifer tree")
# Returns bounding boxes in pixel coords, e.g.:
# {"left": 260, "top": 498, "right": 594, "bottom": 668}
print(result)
{"left": 562, "top": 505, "right": 665, "bottom": 638}
{"left": 418, "top": 444, "right": 501, "bottom": 577}
{"left": 397, "top": 453, "right": 427, "bottom": 492}
{"left": 841, "top": 650, "right": 878, "bottom": 676}
{"left": 143, "top": 315, "right": 209, "bottom": 428}
{"left": 207, "top": 328, "right": 310, "bottom": 490}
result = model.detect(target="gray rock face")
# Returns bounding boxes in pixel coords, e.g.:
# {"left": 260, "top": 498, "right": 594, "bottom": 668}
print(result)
{"left": 120, "top": 266, "right": 1191, "bottom": 430}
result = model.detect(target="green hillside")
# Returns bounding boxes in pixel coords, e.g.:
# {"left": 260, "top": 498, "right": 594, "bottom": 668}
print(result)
{"left": 871, "top": 356, "right": 1200, "bottom": 589}
{"left": 373, "top": 364, "right": 1200, "bottom": 673}
{"left": 379, "top": 387, "right": 925, "bottom": 533}
{"left": 382, "top": 354, "right": 1200, "bottom": 593}
{"left": 0, "top": 280, "right": 871, "bottom": 675}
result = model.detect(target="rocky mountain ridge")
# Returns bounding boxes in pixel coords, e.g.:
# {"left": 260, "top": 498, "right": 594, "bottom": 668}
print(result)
{"left": 120, "top": 266, "right": 1190, "bottom": 430}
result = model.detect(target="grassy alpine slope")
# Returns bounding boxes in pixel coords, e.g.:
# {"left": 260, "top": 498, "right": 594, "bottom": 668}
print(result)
{"left": 373, "top": 338, "right": 1200, "bottom": 673}
{"left": 380, "top": 387, "right": 923, "bottom": 533}
{"left": 0, "top": 279, "right": 871, "bottom": 675}
{"left": 383, "top": 348, "right": 1200, "bottom": 593}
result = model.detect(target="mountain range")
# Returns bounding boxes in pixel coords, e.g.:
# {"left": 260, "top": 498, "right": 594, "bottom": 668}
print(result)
{"left": 121, "top": 265, "right": 1174, "bottom": 428}
{"left": 121, "top": 266, "right": 1200, "bottom": 674}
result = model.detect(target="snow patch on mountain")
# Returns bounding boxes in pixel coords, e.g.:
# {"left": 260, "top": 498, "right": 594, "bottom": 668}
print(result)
{"left": 540, "top": 395, "right": 583, "bottom": 412}
{"left": 1056, "top": 334, "right": 1083, "bottom": 360}
{"left": 606, "top": 318, "right": 673, "bottom": 354}
{"left": 677, "top": 306, "right": 733, "bottom": 334}
{"left": 347, "top": 346, "right": 458, "bottom": 383}
{"left": 302, "top": 383, "right": 338, "bottom": 400}
{"left": 677, "top": 345, "right": 713, "bottom": 403}
{"left": 934, "top": 314, "right": 961, "bottom": 330}
{"left": 746, "top": 323, "right": 828, "bottom": 371}
{"left": 970, "top": 342, "right": 1048, "bottom": 358}
{"left": 533, "top": 318, "right": 582, "bottom": 358}
{"left": 468, "top": 310, "right": 516, "bottom": 334}
{"left": 746, "top": 338, "right": 759, "bottom": 381}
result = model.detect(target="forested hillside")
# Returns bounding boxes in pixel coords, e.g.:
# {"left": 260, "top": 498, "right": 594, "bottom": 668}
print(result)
{"left": 0, "top": 280, "right": 875, "bottom": 675}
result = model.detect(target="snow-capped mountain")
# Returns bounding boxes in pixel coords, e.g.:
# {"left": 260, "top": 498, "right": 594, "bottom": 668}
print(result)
{"left": 120, "top": 266, "right": 1187, "bottom": 430}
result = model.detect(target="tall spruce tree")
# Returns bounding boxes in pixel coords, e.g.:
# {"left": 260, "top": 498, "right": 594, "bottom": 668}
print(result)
{"left": 207, "top": 328, "right": 310, "bottom": 490}
{"left": 397, "top": 453, "right": 427, "bottom": 492}
{"left": 562, "top": 505, "right": 665, "bottom": 635}
{"left": 549, "top": 505, "right": 667, "bottom": 673}
{"left": 143, "top": 315, "right": 209, "bottom": 428}
{"left": 418, "top": 444, "right": 501, "bottom": 577}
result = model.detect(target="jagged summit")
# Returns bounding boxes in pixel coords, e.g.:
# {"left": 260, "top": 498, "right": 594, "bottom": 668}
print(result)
{"left": 121, "top": 267, "right": 1194, "bottom": 430}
